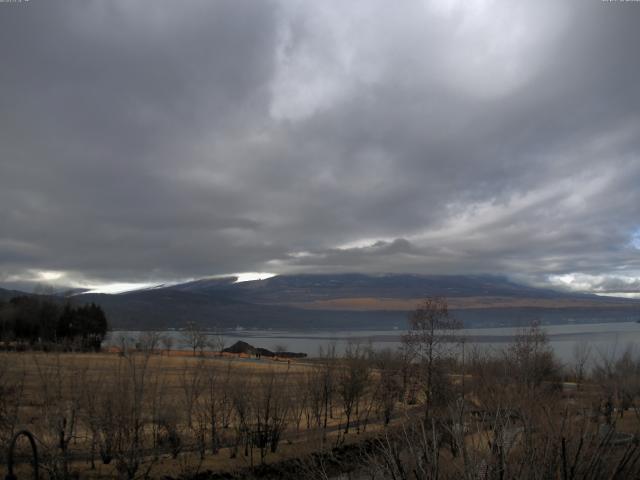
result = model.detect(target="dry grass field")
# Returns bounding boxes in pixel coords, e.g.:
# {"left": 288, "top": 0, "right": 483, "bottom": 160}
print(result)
{"left": 3, "top": 323, "right": 640, "bottom": 479}
{"left": 0, "top": 348, "right": 405, "bottom": 479}
{"left": 289, "top": 295, "right": 638, "bottom": 311}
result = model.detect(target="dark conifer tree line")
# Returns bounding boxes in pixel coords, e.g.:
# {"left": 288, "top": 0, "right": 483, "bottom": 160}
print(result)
{"left": 0, "top": 295, "right": 108, "bottom": 351}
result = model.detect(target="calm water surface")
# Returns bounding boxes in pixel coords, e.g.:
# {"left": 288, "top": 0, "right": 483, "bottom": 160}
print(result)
{"left": 106, "top": 321, "right": 640, "bottom": 364}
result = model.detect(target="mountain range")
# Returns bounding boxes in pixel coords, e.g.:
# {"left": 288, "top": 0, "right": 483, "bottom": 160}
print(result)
{"left": 3, "top": 274, "right": 639, "bottom": 330}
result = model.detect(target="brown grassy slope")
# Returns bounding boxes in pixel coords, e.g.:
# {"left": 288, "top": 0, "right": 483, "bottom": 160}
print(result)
{"left": 287, "top": 295, "right": 639, "bottom": 311}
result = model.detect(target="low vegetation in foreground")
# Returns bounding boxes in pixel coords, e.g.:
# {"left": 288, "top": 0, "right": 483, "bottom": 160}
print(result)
{"left": 2, "top": 298, "right": 640, "bottom": 479}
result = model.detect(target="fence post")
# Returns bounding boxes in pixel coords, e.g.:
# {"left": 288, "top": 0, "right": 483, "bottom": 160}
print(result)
{"left": 6, "top": 430, "right": 39, "bottom": 480}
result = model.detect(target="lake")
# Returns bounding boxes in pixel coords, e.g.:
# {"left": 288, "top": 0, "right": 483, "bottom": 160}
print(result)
{"left": 106, "top": 321, "right": 640, "bottom": 365}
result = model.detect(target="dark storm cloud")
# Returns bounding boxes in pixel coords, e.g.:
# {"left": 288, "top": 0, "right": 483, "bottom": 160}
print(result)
{"left": 1, "top": 0, "right": 639, "bottom": 293}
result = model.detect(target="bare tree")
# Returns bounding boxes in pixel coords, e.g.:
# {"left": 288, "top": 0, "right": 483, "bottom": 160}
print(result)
{"left": 306, "top": 366, "right": 325, "bottom": 430}
{"left": 0, "top": 354, "right": 25, "bottom": 464}
{"left": 33, "top": 354, "right": 85, "bottom": 479}
{"left": 593, "top": 344, "right": 640, "bottom": 422}
{"left": 81, "top": 372, "right": 106, "bottom": 470}
{"left": 117, "top": 334, "right": 134, "bottom": 356}
{"left": 161, "top": 334, "right": 174, "bottom": 356}
{"left": 218, "top": 362, "right": 235, "bottom": 430}
{"left": 508, "top": 321, "right": 557, "bottom": 390}
{"left": 572, "top": 340, "right": 592, "bottom": 390}
{"left": 209, "top": 326, "right": 226, "bottom": 356}
{"left": 317, "top": 344, "right": 337, "bottom": 439}
{"left": 403, "top": 297, "right": 462, "bottom": 418}
{"left": 179, "top": 359, "right": 205, "bottom": 430}
{"left": 201, "top": 361, "right": 224, "bottom": 454}
{"left": 182, "top": 321, "right": 207, "bottom": 356}
{"left": 230, "top": 375, "right": 252, "bottom": 460}
{"left": 110, "top": 353, "right": 160, "bottom": 479}
{"left": 138, "top": 330, "right": 162, "bottom": 355}
{"left": 148, "top": 366, "right": 169, "bottom": 461}
{"left": 156, "top": 400, "right": 184, "bottom": 460}
{"left": 251, "top": 370, "right": 291, "bottom": 462}
{"left": 372, "top": 349, "right": 402, "bottom": 426}
{"left": 289, "top": 374, "right": 309, "bottom": 433}
{"left": 337, "top": 342, "right": 371, "bottom": 434}
{"left": 95, "top": 381, "right": 118, "bottom": 466}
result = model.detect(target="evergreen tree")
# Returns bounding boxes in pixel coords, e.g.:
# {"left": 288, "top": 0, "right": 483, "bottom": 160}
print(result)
{"left": 0, "top": 297, "right": 109, "bottom": 351}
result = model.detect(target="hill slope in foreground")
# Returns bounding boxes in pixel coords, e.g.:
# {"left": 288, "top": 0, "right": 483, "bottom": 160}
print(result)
{"left": 54, "top": 274, "right": 640, "bottom": 330}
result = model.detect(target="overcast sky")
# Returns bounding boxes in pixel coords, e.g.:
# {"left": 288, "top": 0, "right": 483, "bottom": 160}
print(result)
{"left": 1, "top": 0, "right": 639, "bottom": 295}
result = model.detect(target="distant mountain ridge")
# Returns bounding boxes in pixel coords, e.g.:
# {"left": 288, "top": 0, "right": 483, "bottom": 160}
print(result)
{"left": 211, "top": 273, "right": 601, "bottom": 301}
{"left": 2, "top": 274, "right": 639, "bottom": 330}
{"left": 0, "top": 287, "right": 28, "bottom": 301}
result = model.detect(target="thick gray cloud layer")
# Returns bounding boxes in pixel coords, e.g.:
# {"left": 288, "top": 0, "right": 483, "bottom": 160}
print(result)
{"left": 1, "top": 0, "right": 639, "bottom": 293}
